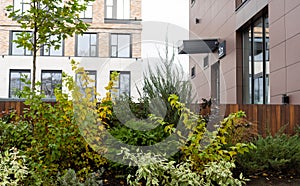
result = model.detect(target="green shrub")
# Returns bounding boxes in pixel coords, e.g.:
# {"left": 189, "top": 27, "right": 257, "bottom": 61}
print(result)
{"left": 108, "top": 119, "right": 168, "bottom": 146}
{"left": 123, "top": 148, "right": 202, "bottom": 186}
{"left": 119, "top": 95, "right": 254, "bottom": 186}
{"left": 0, "top": 61, "right": 109, "bottom": 185}
{"left": 0, "top": 148, "right": 29, "bottom": 186}
{"left": 202, "top": 160, "right": 248, "bottom": 186}
{"left": 56, "top": 168, "right": 104, "bottom": 186}
{"left": 236, "top": 133, "right": 300, "bottom": 175}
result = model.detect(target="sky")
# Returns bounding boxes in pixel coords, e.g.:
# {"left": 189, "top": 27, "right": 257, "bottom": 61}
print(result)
{"left": 142, "top": 0, "right": 189, "bottom": 29}
{"left": 141, "top": 0, "right": 190, "bottom": 72}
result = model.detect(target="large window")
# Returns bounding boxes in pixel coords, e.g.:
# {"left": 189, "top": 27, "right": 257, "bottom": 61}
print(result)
{"left": 14, "top": 0, "right": 30, "bottom": 13}
{"left": 10, "top": 31, "right": 32, "bottom": 56}
{"left": 41, "top": 70, "right": 62, "bottom": 99}
{"left": 110, "top": 71, "right": 130, "bottom": 98}
{"left": 9, "top": 70, "right": 31, "bottom": 98}
{"left": 105, "top": 0, "right": 130, "bottom": 20}
{"left": 211, "top": 62, "right": 220, "bottom": 104}
{"left": 110, "top": 34, "right": 131, "bottom": 58}
{"left": 76, "top": 71, "right": 97, "bottom": 98}
{"left": 243, "top": 13, "right": 269, "bottom": 104}
{"left": 79, "top": 1, "right": 93, "bottom": 19}
{"left": 41, "top": 35, "right": 64, "bottom": 56}
{"left": 76, "top": 33, "right": 97, "bottom": 57}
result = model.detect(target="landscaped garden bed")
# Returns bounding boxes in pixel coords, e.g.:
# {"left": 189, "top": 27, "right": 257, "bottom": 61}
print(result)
{"left": 1, "top": 59, "right": 299, "bottom": 186}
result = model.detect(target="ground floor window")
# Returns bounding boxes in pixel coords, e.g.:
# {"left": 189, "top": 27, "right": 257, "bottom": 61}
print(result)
{"left": 110, "top": 71, "right": 130, "bottom": 98}
{"left": 41, "top": 70, "right": 62, "bottom": 99}
{"left": 76, "top": 70, "right": 97, "bottom": 99}
{"left": 242, "top": 13, "right": 269, "bottom": 104}
{"left": 211, "top": 62, "right": 220, "bottom": 104}
{"left": 9, "top": 70, "right": 31, "bottom": 98}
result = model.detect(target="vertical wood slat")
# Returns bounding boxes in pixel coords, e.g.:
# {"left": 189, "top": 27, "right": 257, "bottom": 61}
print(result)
{"left": 294, "top": 105, "right": 300, "bottom": 134}
{"left": 280, "top": 105, "right": 287, "bottom": 134}
{"left": 290, "top": 105, "right": 295, "bottom": 135}
{"left": 0, "top": 101, "right": 299, "bottom": 135}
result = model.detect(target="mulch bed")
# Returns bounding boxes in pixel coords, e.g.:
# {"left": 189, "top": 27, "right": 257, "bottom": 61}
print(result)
{"left": 246, "top": 175, "right": 300, "bottom": 186}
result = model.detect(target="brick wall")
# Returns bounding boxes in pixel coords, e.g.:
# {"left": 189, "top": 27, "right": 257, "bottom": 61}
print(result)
{"left": 0, "top": 0, "right": 142, "bottom": 58}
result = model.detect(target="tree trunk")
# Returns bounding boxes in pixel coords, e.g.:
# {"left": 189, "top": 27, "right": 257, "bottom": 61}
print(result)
{"left": 32, "top": 1, "right": 38, "bottom": 91}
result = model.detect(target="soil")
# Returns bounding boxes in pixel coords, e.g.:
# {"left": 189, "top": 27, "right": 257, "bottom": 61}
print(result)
{"left": 101, "top": 171, "right": 300, "bottom": 186}
{"left": 102, "top": 175, "right": 300, "bottom": 186}
{"left": 246, "top": 176, "right": 300, "bottom": 186}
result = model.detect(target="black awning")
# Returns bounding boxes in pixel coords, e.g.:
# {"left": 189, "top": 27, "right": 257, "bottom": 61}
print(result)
{"left": 178, "top": 39, "right": 219, "bottom": 54}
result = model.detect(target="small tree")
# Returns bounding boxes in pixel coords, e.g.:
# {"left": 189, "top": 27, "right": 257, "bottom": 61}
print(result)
{"left": 6, "top": 0, "right": 94, "bottom": 90}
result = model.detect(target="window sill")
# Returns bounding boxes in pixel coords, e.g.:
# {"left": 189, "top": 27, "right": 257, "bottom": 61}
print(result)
{"left": 104, "top": 18, "right": 142, "bottom": 24}
{"left": 110, "top": 56, "right": 132, "bottom": 59}
{"left": 80, "top": 18, "right": 93, "bottom": 23}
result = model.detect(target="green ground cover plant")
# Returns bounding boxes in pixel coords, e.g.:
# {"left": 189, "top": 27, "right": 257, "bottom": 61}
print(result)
{"left": 236, "top": 133, "right": 300, "bottom": 176}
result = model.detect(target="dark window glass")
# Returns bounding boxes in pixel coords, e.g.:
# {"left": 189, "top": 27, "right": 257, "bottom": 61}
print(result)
{"left": 9, "top": 70, "right": 31, "bottom": 98}
{"left": 110, "top": 34, "right": 131, "bottom": 58}
{"left": 191, "top": 0, "right": 195, "bottom": 6}
{"left": 211, "top": 62, "right": 220, "bottom": 104}
{"left": 10, "top": 31, "right": 32, "bottom": 56}
{"left": 105, "top": 0, "right": 130, "bottom": 19}
{"left": 110, "top": 71, "right": 130, "bottom": 98}
{"left": 243, "top": 14, "right": 269, "bottom": 104}
{"left": 77, "top": 33, "right": 97, "bottom": 57}
{"left": 191, "top": 66, "right": 195, "bottom": 78}
{"left": 203, "top": 55, "right": 209, "bottom": 68}
{"left": 41, "top": 70, "right": 62, "bottom": 98}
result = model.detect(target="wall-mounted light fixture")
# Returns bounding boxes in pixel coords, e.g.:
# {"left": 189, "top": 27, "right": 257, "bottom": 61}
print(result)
{"left": 282, "top": 94, "right": 289, "bottom": 104}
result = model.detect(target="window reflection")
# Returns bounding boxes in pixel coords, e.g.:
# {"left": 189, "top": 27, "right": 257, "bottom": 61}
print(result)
{"left": 14, "top": 0, "right": 30, "bottom": 13}
{"left": 11, "top": 31, "right": 32, "bottom": 56}
{"left": 9, "top": 70, "right": 31, "bottom": 98}
{"left": 42, "top": 35, "right": 63, "bottom": 56}
{"left": 76, "top": 71, "right": 97, "bottom": 99}
{"left": 77, "top": 33, "right": 97, "bottom": 57}
{"left": 110, "top": 34, "right": 131, "bottom": 58}
{"left": 110, "top": 71, "right": 130, "bottom": 98}
{"left": 243, "top": 14, "right": 269, "bottom": 104}
{"left": 105, "top": 0, "right": 130, "bottom": 19}
{"left": 79, "top": 1, "right": 93, "bottom": 19}
{"left": 41, "top": 71, "right": 62, "bottom": 98}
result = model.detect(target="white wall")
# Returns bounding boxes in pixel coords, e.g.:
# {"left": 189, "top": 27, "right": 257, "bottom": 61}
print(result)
{"left": 0, "top": 56, "right": 143, "bottom": 100}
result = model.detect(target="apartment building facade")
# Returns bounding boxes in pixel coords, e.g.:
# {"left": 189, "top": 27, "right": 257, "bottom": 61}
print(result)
{"left": 0, "top": 0, "right": 142, "bottom": 99}
{"left": 181, "top": 0, "right": 300, "bottom": 104}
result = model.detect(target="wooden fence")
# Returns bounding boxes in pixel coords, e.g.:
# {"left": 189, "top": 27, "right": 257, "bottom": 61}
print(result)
{"left": 0, "top": 101, "right": 27, "bottom": 117}
{"left": 1, "top": 100, "right": 299, "bottom": 136}
{"left": 223, "top": 104, "right": 300, "bottom": 136}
